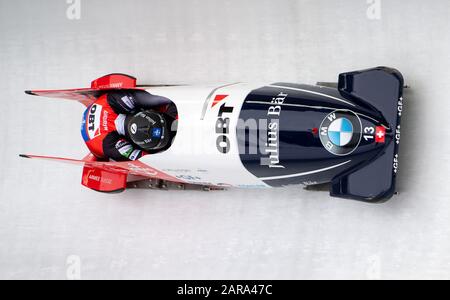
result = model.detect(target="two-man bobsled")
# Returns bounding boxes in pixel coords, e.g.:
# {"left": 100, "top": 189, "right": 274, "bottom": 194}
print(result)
{"left": 22, "top": 67, "right": 404, "bottom": 202}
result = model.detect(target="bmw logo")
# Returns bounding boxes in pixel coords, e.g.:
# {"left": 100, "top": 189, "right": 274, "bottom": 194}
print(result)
{"left": 319, "top": 110, "right": 362, "bottom": 156}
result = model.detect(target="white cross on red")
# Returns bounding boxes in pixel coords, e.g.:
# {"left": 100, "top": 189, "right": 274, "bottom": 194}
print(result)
{"left": 377, "top": 130, "right": 385, "bottom": 139}
{"left": 375, "top": 126, "right": 386, "bottom": 143}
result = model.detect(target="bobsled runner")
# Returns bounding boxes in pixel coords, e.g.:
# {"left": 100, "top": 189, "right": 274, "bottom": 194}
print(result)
{"left": 22, "top": 67, "right": 404, "bottom": 202}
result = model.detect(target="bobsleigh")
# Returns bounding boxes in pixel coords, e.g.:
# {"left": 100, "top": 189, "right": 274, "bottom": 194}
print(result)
{"left": 22, "top": 67, "right": 404, "bottom": 202}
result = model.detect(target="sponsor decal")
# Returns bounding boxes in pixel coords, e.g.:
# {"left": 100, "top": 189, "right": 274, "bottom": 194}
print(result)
{"left": 129, "top": 150, "right": 141, "bottom": 161}
{"left": 87, "top": 174, "right": 112, "bottom": 184}
{"left": 393, "top": 153, "right": 399, "bottom": 174}
{"left": 398, "top": 97, "right": 403, "bottom": 117}
{"left": 212, "top": 94, "right": 228, "bottom": 108}
{"left": 327, "top": 118, "right": 353, "bottom": 146}
{"left": 126, "top": 162, "right": 159, "bottom": 177}
{"left": 81, "top": 108, "right": 89, "bottom": 142}
{"left": 118, "top": 145, "right": 133, "bottom": 158}
{"left": 94, "top": 82, "right": 124, "bottom": 89}
{"left": 115, "top": 139, "right": 128, "bottom": 149}
{"left": 121, "top": 95, "right": 135, "bottom": 110}
{"left": 82, "top": 169, "right": 113, "bottom": 185}
{"left": 319, "top": 110, "right": 362, "bottom": 156}
{"left": 86, "top": 104, "right": 103, "bottom": 139}
{"left": 115, "top": 139, "right": 134, "bottom": 158}
{"left": 215, "top": 96, "right": 234, "bottom": 154}
{"left": 395, "top": 125, "right": 401, "bottom": 145}
{"left": 102, "top": 109, "right": 109, "bottom": 131}
{"left": 260, "top": 92, "right": 288, "bottom": 169}
{"left": 88, "top": 174, "right": 101, "bottom": 182}
{"left": 152, "top": 128, "right": 162, "bottom": 138}
{"left": 176, "top": 174, "right": 202, "bottom": 182}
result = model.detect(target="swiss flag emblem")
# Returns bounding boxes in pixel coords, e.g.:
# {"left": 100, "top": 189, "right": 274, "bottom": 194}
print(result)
{"left": 375, "top": 126, "right": 386, "bottom": 143}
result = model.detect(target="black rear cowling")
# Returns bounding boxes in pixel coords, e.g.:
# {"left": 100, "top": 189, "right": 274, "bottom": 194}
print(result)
{"left": 237, "top": 67, "right": 404, "bottom": 202}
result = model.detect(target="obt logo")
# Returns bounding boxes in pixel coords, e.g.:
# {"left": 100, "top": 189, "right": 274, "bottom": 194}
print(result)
{"left": 215, "top": 103, "right": 234, "bottom": 154}
{"left": 87, "top": 104, "right": 103, "bottom": 139}
{"left": 88, "top": 104, "right": 97, "bottom": 131}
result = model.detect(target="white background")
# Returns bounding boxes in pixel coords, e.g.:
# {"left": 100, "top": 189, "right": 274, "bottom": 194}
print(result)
{"left": 0, "top": 0, "right": 449, "bottom": 279}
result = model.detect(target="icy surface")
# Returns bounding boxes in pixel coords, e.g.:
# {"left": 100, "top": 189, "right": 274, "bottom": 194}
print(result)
{"left": 0, "top": 0, "right": 449, "bottom": 279}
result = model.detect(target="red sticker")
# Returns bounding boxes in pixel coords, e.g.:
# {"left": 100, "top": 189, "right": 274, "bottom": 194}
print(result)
{"left": 375, "top": 126, "right": 386, "bottom": 143}
{"left": 212, "top": 95, "right": 228, "bottom": 107}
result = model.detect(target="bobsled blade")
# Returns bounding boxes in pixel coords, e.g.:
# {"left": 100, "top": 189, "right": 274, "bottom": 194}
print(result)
{"left": 24, "top": 88, "right": 101, "bottom": 107}
{"left": 19, "top": 154, "right": 89, "bottom": 165}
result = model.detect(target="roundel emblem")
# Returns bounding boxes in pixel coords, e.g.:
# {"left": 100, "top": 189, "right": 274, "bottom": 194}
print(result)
{"left": 320, "top": 110, "right": 362, "bottom": 156}
{"left": 130, "top": 123, "right": 137, "bottom": 134}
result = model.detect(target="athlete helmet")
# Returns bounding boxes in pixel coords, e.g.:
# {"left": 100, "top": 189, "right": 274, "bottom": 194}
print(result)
{"left": 126, "top": 111, "right": 170, "bottom": 151}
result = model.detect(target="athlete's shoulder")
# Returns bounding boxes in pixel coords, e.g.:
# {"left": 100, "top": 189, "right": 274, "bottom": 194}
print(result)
{"left": 107, "top": 90, "right": 136, "bottom": 114}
